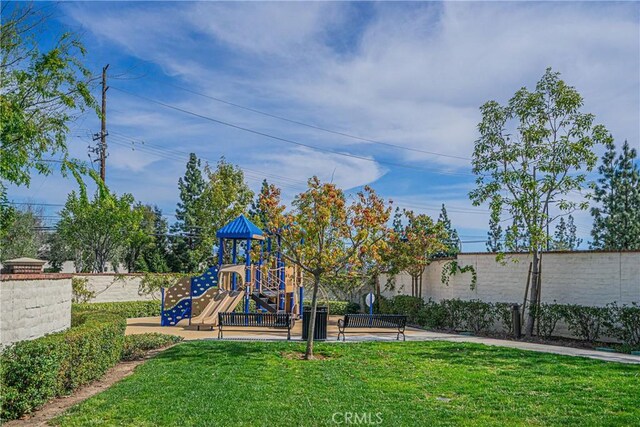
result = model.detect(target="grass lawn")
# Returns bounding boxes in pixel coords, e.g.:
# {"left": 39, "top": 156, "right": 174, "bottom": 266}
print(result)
{"left": 53, "top": 341, "right": 640, "bottom": 426}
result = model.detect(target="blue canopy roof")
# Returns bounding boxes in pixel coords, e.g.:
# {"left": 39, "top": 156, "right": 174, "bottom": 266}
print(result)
{"left": 216, "top": 215, "right": 265, "bottom": 240}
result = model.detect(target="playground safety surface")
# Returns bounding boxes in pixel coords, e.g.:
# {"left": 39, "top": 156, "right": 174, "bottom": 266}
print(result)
{"left": 126, "top": 315, "right": 640, "bottom": 364}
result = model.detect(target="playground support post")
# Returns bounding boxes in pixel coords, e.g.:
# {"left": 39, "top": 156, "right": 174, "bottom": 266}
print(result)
{"left": 245, "top": 239, "right": 252, "bottom": 313}
{"left": 232, "top": 240, "right": 238, "bottom": 290}
{"left": 299, "top": 287, "right": 304, "bottom": 319}
{"left": 218, "top": 238, "right": 224, "bottom": 271}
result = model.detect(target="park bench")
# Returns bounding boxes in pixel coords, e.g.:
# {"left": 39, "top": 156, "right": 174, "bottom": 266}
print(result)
{"left": 218, "top": 312, "right": 295, "bottom": 340}
{"left": 337, "top": 314, "right": 407, "bottom": 341}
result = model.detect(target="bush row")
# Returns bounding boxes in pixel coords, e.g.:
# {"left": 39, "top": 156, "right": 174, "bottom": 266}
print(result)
{"left": 376, "top": 296, "right": 640, "bottom": 349}
{"left": 2, "top": 304, "right": 182, "bottom": 421}
{"left": 72, "top": 300, "right": 161, "bottom": 318}
{"left": 316, "top": 300, "right": 360, "bottom": 315}
{"left": 1, "top": 311, "right": 126, "bottom": 421}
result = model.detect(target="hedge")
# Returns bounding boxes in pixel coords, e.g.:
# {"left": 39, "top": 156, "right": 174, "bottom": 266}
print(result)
{"left": 315, "top": 300, "right": 360, "bottom": 315}
{"left": 72, "top": 301, "right": 161, "bottom": 318}
{"left": 375, "top": 295, "right": 640, "bottom": 350}
{"left": 0, "top": 312, "right": 126, "bottom": 421}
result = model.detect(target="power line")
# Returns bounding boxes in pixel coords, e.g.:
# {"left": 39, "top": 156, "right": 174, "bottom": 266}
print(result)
{"left": 163, "top": 82, "right": 472, "bottom": 161}
{"left": 111, "top": 86, "right": 473, "bottom": 177}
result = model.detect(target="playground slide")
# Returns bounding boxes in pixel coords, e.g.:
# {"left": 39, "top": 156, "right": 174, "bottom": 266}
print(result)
{"left": 190, "top": 290, "right": 226, "bottom": 325}
{"left": 196, "top": 290, "right": 245, "bottom": 329}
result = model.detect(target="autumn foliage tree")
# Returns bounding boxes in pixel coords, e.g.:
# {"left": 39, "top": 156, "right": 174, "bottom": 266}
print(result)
{"left": 259, "top": 177, "right": 390, "bottom": 359}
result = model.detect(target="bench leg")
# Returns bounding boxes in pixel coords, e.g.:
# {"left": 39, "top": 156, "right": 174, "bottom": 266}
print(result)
{"left": 287, "top": 327, "right": 291, "bottom": 341}
{"left": 397, "top": 327, "right": 406, "bottom": 341}
{"left": 218, "top": 326, "right": 223, "bottom": 339}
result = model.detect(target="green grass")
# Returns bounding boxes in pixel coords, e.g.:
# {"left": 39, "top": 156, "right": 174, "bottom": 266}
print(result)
{"left": 53, "top": 341, "right": 640, "bottom": 426}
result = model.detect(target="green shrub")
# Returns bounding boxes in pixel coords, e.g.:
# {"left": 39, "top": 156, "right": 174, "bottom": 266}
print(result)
{"left": 375, "top": 295, "right": 394, "bottom": 314}
{"left": 417, "top": 299, "right": 448, "bottom": 330}
{"left": 441, "top": 299, "right": 467, "bottom": 331}
{"left": 389, "top": 296, "right": 424, "bottom": 322}
{"left": 605, "top": 302, "right": 640, "bottom": 349}
{"left": 71, "top": 277, "right": 95, "bottom": 303}
{"left": 345, "top": 302, "right": 361, "bottom": 314}
{"left": 561, "top": 304, "right": 608, "bottom": 343}
{"left": 461, "top": 300, "right": 495, "bottom": 334}
{"left": 122, "top": 333, "right": 183, "bottom": 361}
{"left": 0, "top": 312, "right": 125, "bottom": 421}
{"left": 494, "top": 302, "right": 516, "bottom": 335}
{"left": 316, "top": 300, "right": 354, "bottom": 315}
{"left": 532, "top": 303, "right": 564, "bottom": 339}
{"left": 72, "top": 301, "right": 161, "bottom": 318}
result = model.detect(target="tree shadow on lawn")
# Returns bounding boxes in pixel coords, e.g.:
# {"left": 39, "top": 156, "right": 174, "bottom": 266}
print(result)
{"left": 411, "top": 342, "right": 640, "bottom": 373}
{"left": 152, "top": 340, "right": 304, "bottom": 364}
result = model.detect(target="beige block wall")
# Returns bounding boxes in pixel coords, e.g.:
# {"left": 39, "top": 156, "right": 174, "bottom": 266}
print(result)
{"left": 81, "top": 275, "right": 154, "bottom": 303}
{"left": 383, "top": 252, "right": 640, "bottom": 306}
{"left": 0, "top": 278, "right": 72, "bottom": 348}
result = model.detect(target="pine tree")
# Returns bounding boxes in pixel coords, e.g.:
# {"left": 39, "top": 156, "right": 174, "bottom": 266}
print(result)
{"left": 552, "top": 215, "right": 582, "bottom": 250}
{"left": 590, "top": 140, "right": 640, "bottom": 250}
{"left": 436, "top": 204, "right": 460, "bottom": 257}
{"left": 170, "top": 153, "right": 205, "bottom": 272}
{"left": 486, "top": 210, "right": 503, "bottom": 252}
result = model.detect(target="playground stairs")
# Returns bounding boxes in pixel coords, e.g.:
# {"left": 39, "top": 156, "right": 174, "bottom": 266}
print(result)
{"left": 251, "top": 290, "right": 278, "bottom": 313}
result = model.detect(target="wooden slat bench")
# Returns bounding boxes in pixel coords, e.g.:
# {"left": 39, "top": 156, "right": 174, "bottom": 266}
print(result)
{"left": 218, "top": 312, "right": 295, "bottom": 340}
{"left": 337, "top": 314, "right": 407, "bottom": 341}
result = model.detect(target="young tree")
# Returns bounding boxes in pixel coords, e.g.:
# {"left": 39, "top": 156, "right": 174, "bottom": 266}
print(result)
{"left": 469, "top": 68, "right": 608, "bottom": 337}
{"left": 0, "top": 206, "right": 46, "bottom": 261}
{"left": 265, "top": 177, "right": 390, "bottom": 359}
{"left": 590, "top": 140, "right": 640, "bottom": 250}
{"left": 389, "top": 210, "right": 448, "bottom": 298}
{"left": 552, "top": 215, "right": 582, "bottom": 251}
{"left": 57, "top": 177, "right": 143, "bottom": 272}
{"left": 436, "top": 204, "right": 460, "bottom": 257}
{"left": 170, "top": 153, "right": 206, "bottom": 272}
{"left": 0, "top": 3, "right": 97, "bottom": 230}
{"left": 486, "top": 210, "right": 503, "bottom": 252}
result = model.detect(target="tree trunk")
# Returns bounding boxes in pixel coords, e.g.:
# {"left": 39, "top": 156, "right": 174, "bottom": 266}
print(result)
{"left": 418, "top": 272, "right": 423, "bottom": 299}
{"left": 525, "top": 250, "right": 540, "bottom": 337}
{"left": 304, "top": 274, "right": 321, "bottom": 360}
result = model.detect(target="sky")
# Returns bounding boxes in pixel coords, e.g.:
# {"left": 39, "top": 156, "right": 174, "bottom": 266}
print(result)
{"left": 6, "top": 1, "right": 640, "bottom": 251}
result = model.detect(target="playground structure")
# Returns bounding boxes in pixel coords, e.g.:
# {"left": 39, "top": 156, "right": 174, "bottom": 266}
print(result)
{"left": 161, "top": 215, "right": 304, "bottom": 328}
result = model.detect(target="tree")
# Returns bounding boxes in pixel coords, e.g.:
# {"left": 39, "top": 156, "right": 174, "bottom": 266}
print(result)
{"left": 552, "top": 215, "right": 582, "bottom": 250}
{"left": 170, "top": 153, "right": 206, "bottom": 272}
{"left": 192, "top": 158, "right": 253, "bottom": 267}
{"left": 264, "top": 177, "right": 390, "bottom": 359}
{"left": 436, "top": 204, "right": 460, "bottom": 257}
{"left": 389, "top": 209, "right": 448, "bottom": 298}
{"left": 123, "top": 204, "right": 167, "bottom": 272}
{"left": 0, "top": 3, "right": 97, "bottom": 234}
{"left": 469, "top": 68, "right": 608, "bottom": 337}
{"left": 57, "top": 176, "right": 143, "bottom": 272}
{"left": 142, "top": 206, "right": 171, "bottom": 272}
{"left": 486, "top": 210, "right": 503, "bottom": 252}
{"left": 590, "top": 140, "right": 640, "bottom": 250}
{"left": 0, "top": 206, "right": 45, "bottom": 261}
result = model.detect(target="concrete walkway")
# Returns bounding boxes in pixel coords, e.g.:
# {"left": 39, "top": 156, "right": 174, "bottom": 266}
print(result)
{"left": 127, "top": 316, "right": 640, "bottom": 365}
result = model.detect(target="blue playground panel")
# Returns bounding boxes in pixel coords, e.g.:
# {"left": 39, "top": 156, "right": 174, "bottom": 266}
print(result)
{"left": 160, "top": 266, "right": 219, "bottom": 326}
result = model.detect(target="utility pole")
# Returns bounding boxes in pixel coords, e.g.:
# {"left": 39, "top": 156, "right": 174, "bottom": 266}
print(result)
{"left": 99, "top": 64, "right": 109, "bottom": 182}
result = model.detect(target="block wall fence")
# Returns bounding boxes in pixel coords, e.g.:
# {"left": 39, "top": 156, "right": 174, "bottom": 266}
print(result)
{"left": 382, "top": 251, "right": 640, "bottom": 306}
{"left": 0, "top": 275, "right": 72, "bottom": 347}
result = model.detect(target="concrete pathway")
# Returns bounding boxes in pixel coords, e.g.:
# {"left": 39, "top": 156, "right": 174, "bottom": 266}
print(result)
{"left": 127, "top": 316, "right": 640, "bottom": 365}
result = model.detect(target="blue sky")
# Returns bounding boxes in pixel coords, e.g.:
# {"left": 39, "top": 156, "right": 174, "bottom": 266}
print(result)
{"left": 6, "top": 1, "right": 640, "bottom": 251}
